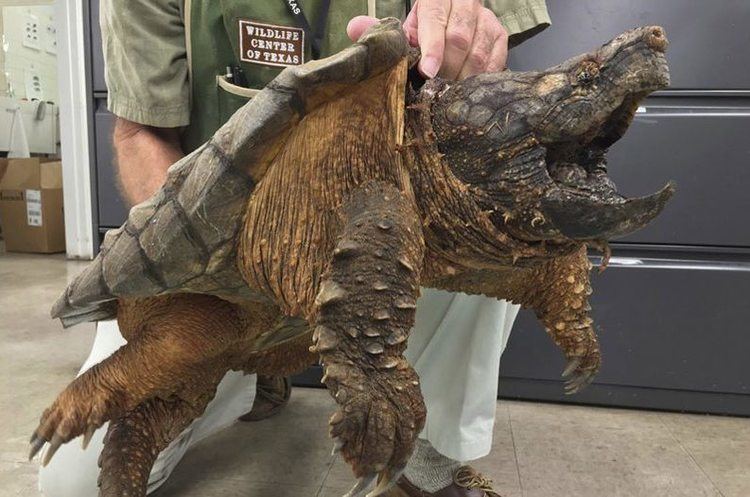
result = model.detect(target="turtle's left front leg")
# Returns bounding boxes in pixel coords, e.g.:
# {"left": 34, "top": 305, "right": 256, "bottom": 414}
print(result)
{"left": 312, "top": 181, "right": 426, "bottom": 497}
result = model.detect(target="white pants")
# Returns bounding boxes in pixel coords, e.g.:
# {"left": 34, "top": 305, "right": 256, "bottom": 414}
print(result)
{"left": 409, "top": 289, "right": 518, "bottom": 462}
{"left": 38, "top": 292, "right": 518, "bottom": 496}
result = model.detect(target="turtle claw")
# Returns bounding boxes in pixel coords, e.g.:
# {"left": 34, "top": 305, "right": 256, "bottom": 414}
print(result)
{"left": 367, "top": 467, "right": 406, "bottom": 497}
{"left": 343, "top": 475, "right": 376, "bottom": 497}
{"left": 564, "top": 370, "right": 595, "bottom": 395}
{"left": 332, "top": 438, "right": 344, "bottom": 456}
{"left": 561, "top": 358, "right": 582, "bottom": 378}
{"left": 29, "top": 434, "right": 46, "bottom": 461}
{"left": 41, "top": 434, "right": 64, "bottom": 467}
{"left": 81, "top": 425, "right": 96, "bottom": 450}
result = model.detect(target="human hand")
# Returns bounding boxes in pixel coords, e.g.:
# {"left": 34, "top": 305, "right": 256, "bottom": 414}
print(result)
{"left": 347, "top": 0, "right": 508, "bottom": 81}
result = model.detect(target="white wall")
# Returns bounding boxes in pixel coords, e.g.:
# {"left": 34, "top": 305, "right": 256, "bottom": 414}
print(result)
{"left": 2, "top": 4, "right": 58, "bottom": 102}
{"left": 55, "top": 0, "right": 95, "bottom": 258}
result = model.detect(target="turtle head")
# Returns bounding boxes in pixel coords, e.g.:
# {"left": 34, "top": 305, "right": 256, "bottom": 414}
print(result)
{"left": 531, "top": 26, "right": 670, "bottom": 149}
{"left": 427, "top": 26, "right": 674, "bottom": 243}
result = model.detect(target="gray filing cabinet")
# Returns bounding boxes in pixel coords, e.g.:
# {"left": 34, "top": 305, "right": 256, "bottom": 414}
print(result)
{"left": 93, "top": 100, "right": 128, "bottom": 227}
{"left": 85, "top": 0, "right": 750, "bottom": 414}
{"left": 498, "top": 0, "right": 750, "bottom": 415}
{"left": 87, "top": 0, "right": 130, "bottom": 233}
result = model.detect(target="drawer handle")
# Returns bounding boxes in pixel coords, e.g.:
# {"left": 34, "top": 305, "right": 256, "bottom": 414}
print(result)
{"left": 590, "top": 256, "right": 750, "bottom": 272}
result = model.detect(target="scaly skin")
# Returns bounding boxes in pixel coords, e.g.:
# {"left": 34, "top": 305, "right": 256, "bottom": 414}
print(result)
{"left": 97, "top": 390, "right": 221, "bottom": 496}
{"left": 31, "top": 25, "right": 674, "bottom": 497}
{"left": 316, "top": 181, "right": 426, "bottom": 483}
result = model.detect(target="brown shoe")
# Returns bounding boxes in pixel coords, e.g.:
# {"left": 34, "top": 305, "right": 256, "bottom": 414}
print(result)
{"left": 238, "top": 375, "right": 292, "bottom": 422}
{"left": 383, "top": 466, "right": 501, "bottom": 497}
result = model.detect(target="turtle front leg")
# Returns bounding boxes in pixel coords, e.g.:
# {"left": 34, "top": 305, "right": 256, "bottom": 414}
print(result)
{"left": 313, "top": 181, "right": 426, "bottom": 497}
{"left": 529, "top": 246, "right": 601, "bottom": 394}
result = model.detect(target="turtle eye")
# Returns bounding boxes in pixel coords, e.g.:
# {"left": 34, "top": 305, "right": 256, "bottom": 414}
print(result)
{"left": 575, "top": 61, "right": 600, "bottom": 85}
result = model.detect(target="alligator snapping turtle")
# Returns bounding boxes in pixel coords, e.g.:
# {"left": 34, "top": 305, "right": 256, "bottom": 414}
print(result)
{"left": 31, "top": 19, "right": 673, "bottom": 497}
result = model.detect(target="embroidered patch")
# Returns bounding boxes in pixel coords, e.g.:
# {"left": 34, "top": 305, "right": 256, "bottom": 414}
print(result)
{"left": 239, "top": 20, "right": 305, "bottom": 68}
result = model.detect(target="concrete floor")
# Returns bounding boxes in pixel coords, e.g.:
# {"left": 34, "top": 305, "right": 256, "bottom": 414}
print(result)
{"left": 1, "top": 248, "right": 749, "bottom": 497}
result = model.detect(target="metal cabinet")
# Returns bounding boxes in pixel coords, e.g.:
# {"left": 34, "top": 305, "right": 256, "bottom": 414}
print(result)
{"left": 499, "top": 254, "right": 750, "bottom": 415}
{"left": 609, "top": 99, "right": 750, "bottom": 247}
{"left": 499, "top": 0, "right": 750, "bottom": 415}
{"left": 509, "top": 0, "right": 750, "bottom": 90}
{"left": 93, "top": 100, "right": 129, "bottom": 227}
{"left": 88, "top": 0, "right": 128, "bottom": 230}
{"left": 90, "top": 0, "right": 107, "bottom": 93}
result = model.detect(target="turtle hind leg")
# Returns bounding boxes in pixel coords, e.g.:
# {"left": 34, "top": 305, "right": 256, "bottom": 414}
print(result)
{"left": 30, "top": 294, "right": 246, "bottom": 465}
{"left": 312, "top": 180, "right": 427, "bottom": 497}
{"left": 97, "top": 372, "right": 222, "bottom": 497}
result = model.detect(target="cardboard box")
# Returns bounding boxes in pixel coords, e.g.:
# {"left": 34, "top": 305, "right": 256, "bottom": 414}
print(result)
{"left": 0, "top": 158, "right": 65, "bottom": 253}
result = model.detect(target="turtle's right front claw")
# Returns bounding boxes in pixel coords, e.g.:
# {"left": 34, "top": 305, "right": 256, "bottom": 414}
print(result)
{"left": 41, "top": 434, "right": 64, "bottom": 467}
{"left": 29, "top": 433, "right": 46, "bottom": 461}
{"left": 343, "top": 475, "right": 377, "bottom": 497}
{"left": 341, "top": 465, "right": 405, "bottom": 497}
{"left": 367, "top": 466, "right": 406, "bottom": 497}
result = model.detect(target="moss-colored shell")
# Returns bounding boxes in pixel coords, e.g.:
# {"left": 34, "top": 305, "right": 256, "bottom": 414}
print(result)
{"left": 52, "top": 19, "right": 409, "bottom": 327}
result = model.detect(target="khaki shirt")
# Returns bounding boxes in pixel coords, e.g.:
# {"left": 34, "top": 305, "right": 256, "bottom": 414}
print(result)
{"left": 101, "top": 0, "right": 550, "bottom": 128}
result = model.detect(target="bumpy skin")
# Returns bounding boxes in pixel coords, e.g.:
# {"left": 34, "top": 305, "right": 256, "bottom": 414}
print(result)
{"left": 32, "top": 21, "right": 674, "bottom": 497}
{"left": 316, "top": 181, "right": 426, "bottom": 483}
{"left": 98, "top": 394, "right": 219, "bottom": 495}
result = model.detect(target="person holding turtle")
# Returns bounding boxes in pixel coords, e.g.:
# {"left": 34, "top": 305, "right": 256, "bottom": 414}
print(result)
{"left": 38, "top": 1, "right": 550, "bottom": 496}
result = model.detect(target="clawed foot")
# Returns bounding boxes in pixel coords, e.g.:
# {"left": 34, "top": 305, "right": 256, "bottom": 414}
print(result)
{"left": 29, "top": 377, "right": 118, "bottom": 466}
{"left": 561, "top": 346, "right": 601, "bottom": 394}
{"left": 341, "top": 468, "right": 405, "bottom": 497}
{"left": 328, "top": 374, "right": 425, "bottom": 497}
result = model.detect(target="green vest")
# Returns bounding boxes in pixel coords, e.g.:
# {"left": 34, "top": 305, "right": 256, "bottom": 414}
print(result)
{"left": 183, "top": 0, "right": 410, "bottom": 153}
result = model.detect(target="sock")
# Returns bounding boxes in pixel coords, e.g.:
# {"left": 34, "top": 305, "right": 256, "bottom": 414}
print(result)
{"left": 403, "top": 439, "right": 462, "bottom": 492}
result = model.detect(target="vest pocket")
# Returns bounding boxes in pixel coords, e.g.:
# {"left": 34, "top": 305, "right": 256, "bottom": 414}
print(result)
{"left": 217, "top": 75, "right": 261, "bottom": 99}
{"left": 216, "top": 75, "right": 261, "bottom": 121}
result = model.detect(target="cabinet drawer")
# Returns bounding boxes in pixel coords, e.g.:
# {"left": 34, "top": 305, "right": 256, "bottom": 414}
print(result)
{"left": 500, "top": 256, "right": 750, "bottom": 396}
{"left": 94, "top": 100, "right": 129, "bottom": 227}
{"left": 509, "top": 0, "right": 750, "bottom": 91}
{"left": 90, "top": 0, "right": 107, "bottom": 93}
{"left": 606, "top": 104, "right": 750, "bottom": 247}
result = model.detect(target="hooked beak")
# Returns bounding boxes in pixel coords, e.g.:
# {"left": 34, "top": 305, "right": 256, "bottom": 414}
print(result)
{"left": 540, "top": 182, "right": 675, "bottom": 240}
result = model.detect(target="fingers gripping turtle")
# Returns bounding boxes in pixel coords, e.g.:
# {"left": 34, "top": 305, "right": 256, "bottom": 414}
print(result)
{"left": 313, "top": 181, "right": 426, "bottom": 497}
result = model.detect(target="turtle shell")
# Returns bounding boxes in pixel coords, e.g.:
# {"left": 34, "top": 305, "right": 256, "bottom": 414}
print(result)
{"left": 52, "top": 19, "right": 410, "bottom": 327}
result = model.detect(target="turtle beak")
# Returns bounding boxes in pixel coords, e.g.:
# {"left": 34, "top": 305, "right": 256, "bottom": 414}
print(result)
{"left": 540, "top": 182, "right": 675, "bottom": 240}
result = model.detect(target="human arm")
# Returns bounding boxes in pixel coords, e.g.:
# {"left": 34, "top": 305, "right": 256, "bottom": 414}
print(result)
{"left": 100, "top": 0, "right": 190, "bottom": 205}
{"left": 112, "top": 119, "right": 184, "bottom": 206}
